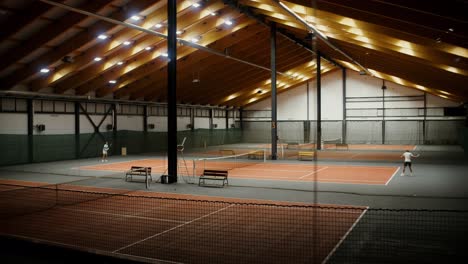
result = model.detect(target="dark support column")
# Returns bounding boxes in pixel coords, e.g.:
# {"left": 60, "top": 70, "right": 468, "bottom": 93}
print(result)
{"left": 112, "top": 104, "right": 118, "bottom": 154}
{"left": 382, "top": 84, "right": 385, "bottom": 144}
{"left": 143, "top": 105, "right": 148, "bottom": 152}
{"left": 27, "top": 99, "right": 34, "bottom": 163}
{"left": 209, "top": 109, "right": 213, "bottom": 129}
{"left": 316, "top": 52, "right": 322, "bottom": 150}
{"left": 190, "top": 108, "right": 195, "bottom": 131}
{"left": 342, "top": 68, "right": 347, "bottom": 144}
{"left": 143, "top": 105, "right": 148, "bottom": 133}
{"left": 167, "top": 0, "right": 177, "bottom": 182}
{"left": 304, "top": 82, "right": 310, "bottom": 143}
{"left": 270, "top": 22, "right": 277, "bottom": 160}
{"left": 225, "top": 109, "right": 229, "bottom": 129}
{"left": 75, "top": 102, "right": 80, "bottom": 159}
{"left": 239, "top": 108, "right": 243, "bottom": 130}
{"left": 423, "top": 92, "right": 427, "bottom": 144}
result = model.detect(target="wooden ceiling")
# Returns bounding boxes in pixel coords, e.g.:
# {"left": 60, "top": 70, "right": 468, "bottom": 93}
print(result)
{"left": 0, "top": 0, "right": 467, "bottom": 107}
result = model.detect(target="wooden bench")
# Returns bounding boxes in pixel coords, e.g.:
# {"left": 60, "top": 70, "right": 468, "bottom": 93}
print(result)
{"left": 298, "top": 151, "right": 315, "bottom": 161}
{"left": 248, "top": 150, "right": 264, "bottom": 160}
{"left": 199, "top": 169, "right": 228, "bottom": 187}
{"left": 125, "top": 166, "right": 152, "bottom": 183}
{"left": 335, "top": 143, "right": 349, "bottom": 150}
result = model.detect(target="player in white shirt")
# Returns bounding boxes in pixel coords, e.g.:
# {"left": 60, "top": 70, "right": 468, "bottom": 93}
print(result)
{"left": 400, "top": 150, "right": 419, "bottom": 176}
{"left": 102, "top": 141, "right": 110, "bottom": 162}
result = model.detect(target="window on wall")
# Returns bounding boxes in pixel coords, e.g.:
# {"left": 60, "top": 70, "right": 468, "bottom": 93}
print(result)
{"left": 177, "top": 107, "right": 190, "bottom": 117}
{"left": 195, "top": 108, "right": 210, "bottom": 117}
{"left": 150, "top": 106, "right": 167, "bottom": 116}
{"left": 1, "top": 98, "right": 17, "bottom": 112}
{"left": 213, "top": 109, "right": 226, "bottom": 118}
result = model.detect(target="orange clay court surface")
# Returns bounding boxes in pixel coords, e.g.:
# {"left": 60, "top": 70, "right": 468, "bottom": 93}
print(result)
{"left": 0, "top": 178, "right": 367, "bottom": 264}
{"left": 81, "top": 159, "right": 399, "bottom": 185}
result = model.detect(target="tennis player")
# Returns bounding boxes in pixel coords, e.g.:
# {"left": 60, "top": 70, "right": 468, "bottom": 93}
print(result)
{"left": 400, "top": 150, "right": 420, "bottom": 176}
{"left": 102, "top": 141, "right": 110, "bottom": 162}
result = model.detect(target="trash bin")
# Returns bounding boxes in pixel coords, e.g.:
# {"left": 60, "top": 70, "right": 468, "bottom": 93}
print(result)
{"left": 121, "top": 147, "right": 127, "bottom": 156}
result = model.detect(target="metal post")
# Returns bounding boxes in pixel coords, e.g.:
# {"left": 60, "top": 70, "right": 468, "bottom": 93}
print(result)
{"left": 190, "top": 108, "right": 195, "bottom": 131}
{"left": 316, "top": 52, "right": 322, "bottom": 150}
{"left": 167, "top": 0, "right": 178, "bottom": 182}
{"left": 382, "top": 83, "right": 385, "bottom": 144}
{"left": 225, "top": 109, "right": 229, "bottom": 130}
{"left": 342, "top": 68, "right": 347, "bottom": 144}
{"left": 271, "top": 22, "right": 278, "bottom": 160}
{"left": 112, "top": 104, "right": 118, "bottom": 154}
{"left": 209, "top": 109, "right": 213, "bottom": 129}
{"left": 75, "top": 102, "right": 80, "bottom": 159}
{"left": 423, "top": 92, "right": 427, "bottom": 144}
{"left": 27, "top": 99, "right": 34, "bottom": 163}
{"left": 304, "top": 81, "right": 310, "bottom": 143}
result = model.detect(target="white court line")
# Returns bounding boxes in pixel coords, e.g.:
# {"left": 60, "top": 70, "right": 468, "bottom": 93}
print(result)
{"left": 299, "top": 166, "right": 329, "bottom": 179}
{"left": 237, "top": 167, "right": 313, "bottom": 173}
{"left": 226, "top": 174, "right": 387, "bottom": 184}
{"left": 59, "top": 207, "right": 187, "bottom": 224}
{"left": 321, "top": 207, "right": 369, "bottom": 264}
{"left": 385, "top": 167, "right": 401, "bottom": 185}
{"left": 113, "top": 204, "right": 235, "bottom": 253}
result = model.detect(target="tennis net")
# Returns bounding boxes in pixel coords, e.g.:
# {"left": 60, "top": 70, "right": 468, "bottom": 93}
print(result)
{"left": 0, "top": 177, "right": 128, "bottom": 219}
{"left": 192, "top": 150, "right": 266, "bottom": 176}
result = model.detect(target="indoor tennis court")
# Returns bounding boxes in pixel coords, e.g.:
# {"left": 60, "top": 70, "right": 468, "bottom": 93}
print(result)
{"left": 1, "top": 0, "right": 467, "bottom": 263}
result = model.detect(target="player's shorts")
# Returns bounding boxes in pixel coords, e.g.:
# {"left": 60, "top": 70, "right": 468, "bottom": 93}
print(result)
{"left": 102, "top": 150, "right": 108, "bottom": 155}
{"left": 403, "top": 162, "right": 411, "bottom": 167}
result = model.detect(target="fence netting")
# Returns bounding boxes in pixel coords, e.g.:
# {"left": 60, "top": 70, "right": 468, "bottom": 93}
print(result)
{"left": 0, "top": 182, "right": 466, "bottom": 263}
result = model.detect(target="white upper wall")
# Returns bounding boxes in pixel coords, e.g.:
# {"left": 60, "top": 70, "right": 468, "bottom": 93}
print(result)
{"left": 245, "top": 69, "right": 460, "bottom": 120}
{"left": 0, "top": 113, "right": 27, "bottom": 134}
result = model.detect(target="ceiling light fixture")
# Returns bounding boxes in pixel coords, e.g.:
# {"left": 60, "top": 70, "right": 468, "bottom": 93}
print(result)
{"left": 97, "top": 34, "right": 108, "bottom": 40}
{"left": 161, "top": 52, "right": 169, "bottom": 57}
{"left": 210, "top": 11, "right": 217, "bottom": 16}
{"left": 154, "top": 23, "right": 163, "bottom": 28}
{"left": 145, "top": 46, "right": 152, "bottom": 51}
{"left": 224, "top": 19, "right": 233, "bottom": 26}
{"left": 130, "top": 15, "right": 144, "bottom": 21}
{"left": 123, "top": 40, "right": 132, "bottom": 46}
{"left": 109, "top": 80, "right": 117, "bottom": 84}
{"left": 192, "top": 3, "right": 201, "bottom": 8}
{"left": 116, "top": 61, "right": 124, "bottom": 65}
{"left": 40, "top": 68, "right": 50, "bottom": 73}
{"left": 176, "top": 30, "right": 184, "bottom": 35}
{"left": 94, "top": 57, "right": 102, "bottom": 62}
{"left": 190, "top": 36, "right": 201, "bottom": 43}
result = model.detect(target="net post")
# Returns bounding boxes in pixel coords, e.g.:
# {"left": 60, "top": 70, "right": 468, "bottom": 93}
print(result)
{"left": 55, "top": 183, "right": 58, "bottom": 206}
{"left": 192, "top": 159, "right": 196, "bottom": 177}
